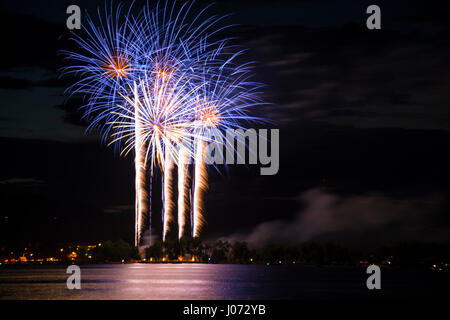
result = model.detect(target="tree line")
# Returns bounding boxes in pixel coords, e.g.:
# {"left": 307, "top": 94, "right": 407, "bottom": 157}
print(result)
{"left": 25, "top": 238, "right": 448, "bottom": 267}
{"left": 143, "top": 239, "right": 450, "bottom": 267}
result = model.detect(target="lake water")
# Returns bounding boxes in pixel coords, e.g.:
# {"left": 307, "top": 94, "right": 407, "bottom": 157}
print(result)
{"left": 0, "top": 264, "right": 447, "bottom": 300}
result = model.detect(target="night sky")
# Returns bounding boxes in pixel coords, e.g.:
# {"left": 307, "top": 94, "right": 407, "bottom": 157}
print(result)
{"left": 1, "top": 0, "right": 450, "bottom": 249}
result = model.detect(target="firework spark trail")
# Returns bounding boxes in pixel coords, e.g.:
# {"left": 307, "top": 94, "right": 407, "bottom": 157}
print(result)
{"left": 134, "top": 85, "right": 148, "bottom": 247}
{"left": 192, "top": 140, "right": 208, "bottom": 238}
{"left": 177, "top": 146, "right": 190, "bottom": 239}
{"left": 162, "top": 150, "right": 175, "bottom": 241}
{"left": 148, "top": 173, "right": 153, "bottom": 242}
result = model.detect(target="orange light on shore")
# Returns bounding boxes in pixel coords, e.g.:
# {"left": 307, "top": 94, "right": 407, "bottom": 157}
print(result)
{"left": 68, "top": 251, "right": 77, "bottom": 260}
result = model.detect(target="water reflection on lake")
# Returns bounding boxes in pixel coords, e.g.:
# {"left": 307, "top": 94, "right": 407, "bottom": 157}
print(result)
{"left": 0, "top": 264, "right": 446, "bottom": 300}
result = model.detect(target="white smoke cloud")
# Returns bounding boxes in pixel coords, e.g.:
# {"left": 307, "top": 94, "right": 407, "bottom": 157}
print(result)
{"left": 222, "top": 188, "right": 449, "bottom": 247}
{"left": 138, "top": 230, "right": 160, "bottom": 256}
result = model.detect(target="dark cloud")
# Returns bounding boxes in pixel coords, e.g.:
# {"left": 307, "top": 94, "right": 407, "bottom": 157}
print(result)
{"left": 0, "top": 137, "right": 135, "bottom": 246}
{"left": 0, "top": 76, "right": 32, "bottom": 90}
{"left": 34, "top": 76, "right": 73, "bottom": 88}
{"left": 0, "top": 75, "right": 71, "bottom": 90}
{"left": 0, "top": 11, "right": 65, "bottom": 71}
{"left": 54, "top": 96, "right": 88, "bottom": 127}
{"left": 103, "top": 205, "right": 134, "bottom": 214}
{"left": 239, "top": 25, "right": 450, "bottom": 131}
{"left": 0, "top": 178, "right": 46, "bottom": 187}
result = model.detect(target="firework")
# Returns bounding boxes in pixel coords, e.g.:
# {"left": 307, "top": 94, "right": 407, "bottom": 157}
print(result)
{"left": 62, "top": 1, "right": 265, "bottom": 247}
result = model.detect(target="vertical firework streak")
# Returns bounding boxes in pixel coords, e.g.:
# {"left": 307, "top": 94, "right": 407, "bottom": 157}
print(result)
{"left": 148, "top": 174, "right": 153, "bottom": 242}
{"left": 134, "top": 90, "right": 148, "bottom": 247}
{"left": 192, "top": 140, "right": 208, "bottom": 238}
{"left": 177, "top": 146, "right": 190, "bottom": 239}
{"left": 162, "top": 150, "right": 175, "bottom": 241}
